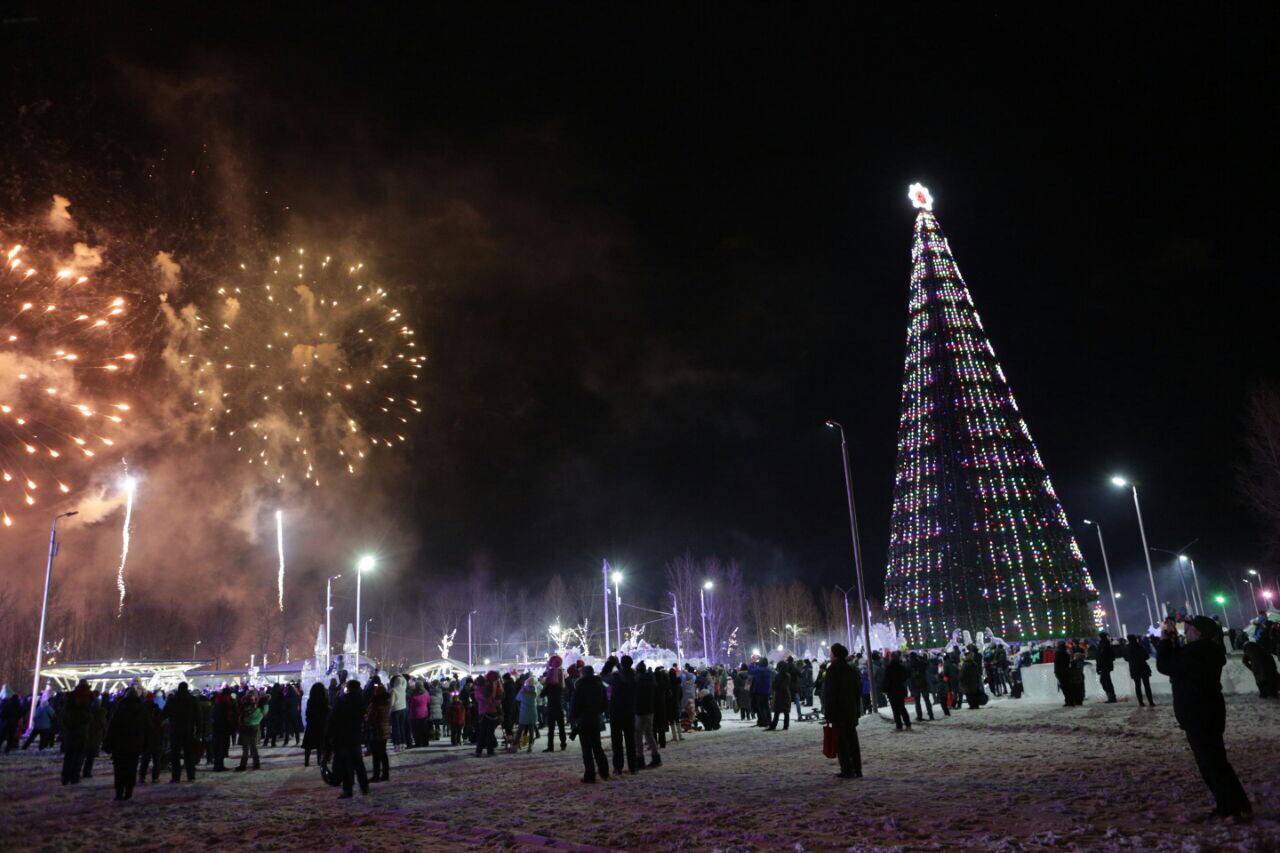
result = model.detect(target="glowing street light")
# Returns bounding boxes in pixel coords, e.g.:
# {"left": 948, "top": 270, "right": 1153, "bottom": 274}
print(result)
{"left": 1213, "top": 594, "right": 1231, "bottom": 628}
{"left": 354, "top": 555, "right": 375, "bottom": 675}
{"left": 1111, "top": 476, "right": 1161, "bottom": 621}
{"left": 700, "top": 580, "right": 713, "bottom": 663}
{"left": 612, "top": 570, "right": 624, "bottom": 651}
{"left": 1082, "top": 519, "right": 1119, "bottom": 635}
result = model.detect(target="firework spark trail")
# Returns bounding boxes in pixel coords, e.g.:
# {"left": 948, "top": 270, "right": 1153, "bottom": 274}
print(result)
{"left": 276, "top": 508, "right": 285, "bottom": 612}
{"left": 116, "top": 467, "right": 135, "bottom": 617}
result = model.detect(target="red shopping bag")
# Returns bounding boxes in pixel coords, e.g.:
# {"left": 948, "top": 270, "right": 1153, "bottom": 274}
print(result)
{"left": 822, "top": 724, "right": 838, "bottom": 759}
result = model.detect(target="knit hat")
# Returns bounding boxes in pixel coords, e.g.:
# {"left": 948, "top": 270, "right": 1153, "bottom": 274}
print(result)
{"left": 1188, "top": 615, "right": 1222, "bottom": 641}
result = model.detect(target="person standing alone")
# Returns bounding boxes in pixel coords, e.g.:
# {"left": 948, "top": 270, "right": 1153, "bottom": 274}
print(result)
{"left": 1096, "top": 632, "right": 1118, "bottom": 703}
{"left": 823, "top": 643, "right": 862, "bottom": 778}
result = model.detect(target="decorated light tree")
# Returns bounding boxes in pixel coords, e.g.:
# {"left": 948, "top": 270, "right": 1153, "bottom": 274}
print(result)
{"left": 885, "top": 184, "right": 1100, "bottom": 647}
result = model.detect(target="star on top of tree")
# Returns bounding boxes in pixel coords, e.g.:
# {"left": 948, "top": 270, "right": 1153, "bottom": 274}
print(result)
{"left": 908, "top": 182, "right": 934, "bottom": 211}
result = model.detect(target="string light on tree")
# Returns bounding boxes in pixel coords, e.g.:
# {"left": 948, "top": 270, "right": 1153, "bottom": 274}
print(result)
{"left": 884, "top": 183, "right": 1100, "bottom": 646}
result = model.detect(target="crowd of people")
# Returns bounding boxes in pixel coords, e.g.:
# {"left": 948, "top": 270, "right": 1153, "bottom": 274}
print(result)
{"left": 0, "top": 609, "right": 1272, "bottom": 818}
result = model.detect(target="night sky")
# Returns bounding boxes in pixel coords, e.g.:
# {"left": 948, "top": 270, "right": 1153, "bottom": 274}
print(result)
{"left": 4, "top": 6, "right": 1277, "bottom": 626}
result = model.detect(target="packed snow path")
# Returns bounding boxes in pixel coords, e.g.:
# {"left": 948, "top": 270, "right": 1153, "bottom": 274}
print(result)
{"left": 2, "top": 693, "right": 1278, "bottom": 851}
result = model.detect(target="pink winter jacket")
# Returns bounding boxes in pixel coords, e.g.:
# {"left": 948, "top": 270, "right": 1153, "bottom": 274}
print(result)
{"left": 408, "top": 690, "right": 431, "bottom": 721}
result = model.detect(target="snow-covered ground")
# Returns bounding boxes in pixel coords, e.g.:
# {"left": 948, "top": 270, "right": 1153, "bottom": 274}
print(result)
{"left": 2, "top": 692, "right": 1278, "bottom": 851}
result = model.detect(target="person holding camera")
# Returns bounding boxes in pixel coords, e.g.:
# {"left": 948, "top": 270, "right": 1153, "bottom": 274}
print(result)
{"left": 1156, "top": 615, "right": 1251, "bottom": 820}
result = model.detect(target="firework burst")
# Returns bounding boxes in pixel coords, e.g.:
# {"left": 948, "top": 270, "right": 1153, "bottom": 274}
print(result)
{"left": 0, "top": 240, "right": 136, "bottom": 528}
{"left": 169, "top": 248, "right": 423, "bottom": 487}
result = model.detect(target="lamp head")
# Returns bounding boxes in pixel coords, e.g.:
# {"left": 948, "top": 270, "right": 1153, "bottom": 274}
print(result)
{"left": 1110, "top": 476, "right": 1128, "bottom": 488}
{"left": 703, "top": 580, "right": 714, "bottom": 590}
{"left": 357, "top": 555, "right": 375, "bottom": 573}
{"left": 1082, "top": 518, "right": 1093, "bottom": 525}
{"left": 1179, "top": 555, "right": 1189, "bottom": 563}
{"left": 824, "top": 420, "right": 838, "bottom": 429}
{"left": 611, "top": 571, "right": 623, "bottom": 584}
{"left": 1248, "top": 568, "right": 1258, "bottom": 576}
{"left": 1113, "top": 592, "right": 1121, "bottom": 598}
{"left": 1215, "top": 595, "right": 1226, "bottom": 605}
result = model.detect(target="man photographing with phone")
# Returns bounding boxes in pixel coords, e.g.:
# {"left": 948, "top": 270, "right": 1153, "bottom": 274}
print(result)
{"left": 1156, "top": 614, "right": 1252, "bottom": 820}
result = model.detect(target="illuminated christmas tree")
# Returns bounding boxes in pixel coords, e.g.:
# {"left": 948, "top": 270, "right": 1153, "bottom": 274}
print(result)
{"left": 885, "top": 184, "right": 1100, "bottom": 647}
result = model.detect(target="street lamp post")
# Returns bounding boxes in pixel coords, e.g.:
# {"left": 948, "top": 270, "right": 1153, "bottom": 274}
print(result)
{"left": 354, "top": 555, "right": 375, "bottom": 676}
{"left": 28, "top": 510, "right": 77, "bottom": 734}
{"left": 834, "top": 586, "right": 855, "bottom": 651}
{"left": 365, "top": 618, "right": 374, "bottom": 661}
{"left": 825, "top": 420, "right": 879, "bottom": 712}
{"left": 193, "top": 640, "right": 202, "bottom": 660}
{"left": 1214, "top": 595, "right": 1230, "bottom": 628}
{"left": 1112, "top": 477, "right": 1162, "bottom": 621}
{"left": 325, "top": 573, "right": 342, "bottom": 671}
{"left": 700, "top": 581, "right": 712, "bottom": 663}
{"left": 1243, "top": 577, "right": 1257, "bottom": 613}
{"left": 1082, "top": 520, "right": 1120, "bottom": 635}
{"left": 1180, "top": 556, "right": 1204, "bottom": 615}
{"left": 1139, "top": 592, "right": 1155, "bottom": 629}
{"left": 670, "top": 592, "right": 683, "bottom": 659}
{"left": 612, "top": 570, "right": 624, "bottom": 651}
{"left": 468, "top": 610, "right": 477, "bottom": 674}
{"left": 601, "top": 560, "right": 612, "bottom": 658}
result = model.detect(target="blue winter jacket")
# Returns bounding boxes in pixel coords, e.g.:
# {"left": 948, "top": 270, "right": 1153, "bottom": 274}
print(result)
{"left": 749, "top": 664, "right": 774, "bottom": 695}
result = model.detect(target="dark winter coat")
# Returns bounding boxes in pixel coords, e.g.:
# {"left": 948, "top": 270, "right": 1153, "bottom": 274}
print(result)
{"left": 652, "top": 670, "right": 668, "bottom": 730}
{"left": 1125, "top": 641, "right": 1152, "bottom": 679}
{"left": 86, "top": 702, "right": 107, "bottom": 752}
{"left": 883, "top": 658, "right": 910, "bottom": 699}
{"left": 959, "top": 657, "right": 981, "bottom": 694}
{"left": 772, "top": 669, "right": 792, "bottom": 703}
{"left": 161, "top": 686, "right": 199, "bottom": 741}
{"left": 908, "top": 655, "right": 929, "bottom": 692}
{"left": 60, "top": 688, "right": 93, "bottom": 750}
{"left": 1242, "top": 642, "right": 1280, "bottom": 688}
{"left": 569, "top": 673, "right": 607, "bottom": 732}
{"left": 104, "top": 692, "right": 146, "bottom": 755}
{"left": 634, "top": 668, "right": 656, "bottom": 716}
{"left": 1156, "top": 637, "right": 1226, "bottom": 735}
{"left": 601, "top": 660, "right": 637, "bottom": 718}
{"left": 1096, "top": 637, "right": 1116, "bottom": 674}
{"left": 326, "top": 689, "right": 367, "bottom": 751}
{"left": 821, "top": 657, "right": 860, "bottom": 725}
{"left": 303, "top": 688, "right": 328, "bottom": 750}
{"left": 366, "top": 689, "right": 392, "bottom": 741}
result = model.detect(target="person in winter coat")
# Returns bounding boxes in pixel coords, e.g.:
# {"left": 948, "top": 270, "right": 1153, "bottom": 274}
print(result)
{"left": 326, "top": 679, "right": 370, "bottom": 798}
{"left": 516, "top": 678, "right": 539, "bottom": 752}
{"left": 195, "top": 691, "right": 213, "bottom": 767}
{"left": 389, "top": 675, "right": 408, "bottom": 752}
{"left": 235, "top": 690, "right": 266, "bottom": 771}
{"left": 697, "top": 689, "right": 722, "bottom": 731}
{"left": 1241, "top": 641, "right": 1280, "bottom": 698}
{"left": 540, "top": 654, "right": 568, "bottom": 752}
{"left": 823, "top": 643, "right": 862, "bottom": 778}
{"left": 600, "top": 655, "right": 639, "bottom": 774}
{"left": 1157, "top": 616, "right": 1252, "bottom": 819}
{"left": 104, "top": 686, "right": 147, "bottom": 800}
{"left": 407, "top": 679, "right": 431, "bottom": 748}
{"left": 138, "top": 692, "right": 166, "bottom": 783}
{"left": 83, "top": 693, "right": 107, "bottom": 778}
{"left": 1096, "top": 632, "right": 1118, "bottom": 703}
{"left": 666, "top": 665, "right": 684, "bottom": 742}
{"left": 652, "top": 666, "right": 669, "bottom": 748}
{"left": 633, "top": 662, "right": 661, "bottom": 768}
{"left": 0, "top": 691, "right": 22, "bottom": 753}
{"left": 926, "top": 654, "right": 949, "bottom": 717}
{"left": 733, "top": 665, "right": 752, "bottom": 720}
{"left": 24, "top": 695, "right": 55, "bottom": 750}
{"left": 210, "top": 687, "right": 236, "bottom": 771}
{"left": 748, "top": 658, "right": 774, "bottom": 727}
{"left": 302, "top": 682, "right": 329, "bottom": 767}
{"left": 1124, "top": 634, "right": 1156, "bottom": 706}
{"left": 908, "top": 651, "right": 934, "bottom": 721}
{"left": 366, "top": 683, "right": 392, "bottom": 781}
{"left": 161, "top": 682, "right": 199, "bottom": 783}
{"left": 501, "top": 673, "right": 519, "bottom": 743}
{"left": 882, "top": 651, "right": 912, "bottom": 730}
{"left": 569, "top": 664, "right": 609, "bottom": 782}
{"left": 767, "top": 663, "right": 792, "bottom": 731}
{"left": 474, "top": 671, "right": 503, "bottom": 758}
{"left": 60, "top": 681, "right": 93, "bottom": 785}
{"left": 428, "top": 680, "right": 445, "bottom": 740}
{"left": 960, "top": 652, "right": 982, "bottom": 710}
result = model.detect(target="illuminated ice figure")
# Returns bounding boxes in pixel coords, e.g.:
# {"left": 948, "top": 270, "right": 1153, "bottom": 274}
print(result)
{"left": 437, "top": 629, "right": 456, "bottom": 660}
{"left": 313, "top": 625, "right": 327, "bottom": 662}
{"left": 343, "top": 623, "right": 358, "bottom": 655}
{"left": 852, "top": 621, "right": 908, "bottom": 655}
